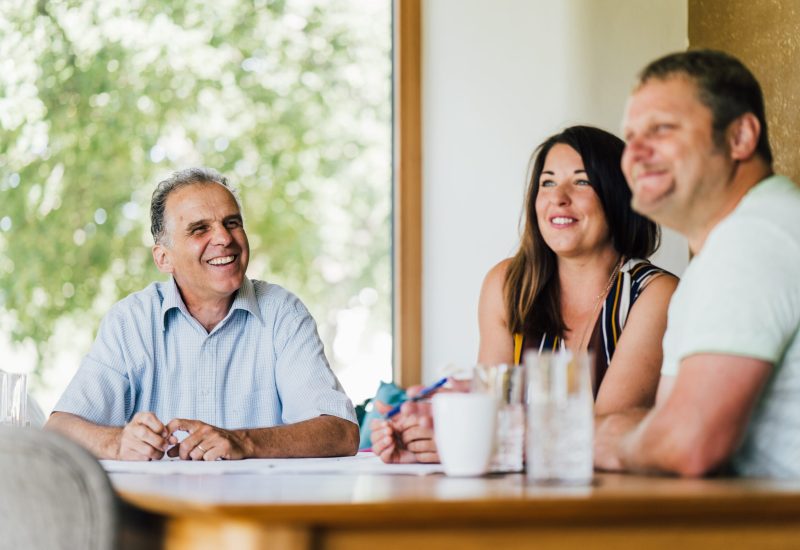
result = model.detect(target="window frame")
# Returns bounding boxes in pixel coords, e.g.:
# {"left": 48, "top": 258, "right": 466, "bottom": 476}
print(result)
{"left": 393, "top": 0, "right": 422, "bottom": 387}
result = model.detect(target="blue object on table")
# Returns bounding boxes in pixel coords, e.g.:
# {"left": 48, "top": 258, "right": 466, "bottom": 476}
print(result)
{"left": 357, "top": 381, "right": 407, "bottom": 450}
{"left": 384, "top": 377, "right": 448, "bottom": 419}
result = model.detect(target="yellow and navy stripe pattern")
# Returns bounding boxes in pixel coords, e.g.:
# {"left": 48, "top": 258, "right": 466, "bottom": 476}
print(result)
{"left": 513, "top": 259, "right": 672, "bottom": 396}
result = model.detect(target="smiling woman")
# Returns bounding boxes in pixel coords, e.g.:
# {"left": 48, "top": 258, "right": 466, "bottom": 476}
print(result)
{"left": 477, "top": 124, "right": 677, "bottom": 410}
{"left": 534, "top": 143, "right": 612, "bottom": 261}
{"left": 373, "top": 125, "right": 680, "bottom": 465}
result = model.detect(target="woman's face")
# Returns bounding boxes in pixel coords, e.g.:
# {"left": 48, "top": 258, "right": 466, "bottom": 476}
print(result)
{"left": 534, "top": 143, "right": 613, "bottom": 259}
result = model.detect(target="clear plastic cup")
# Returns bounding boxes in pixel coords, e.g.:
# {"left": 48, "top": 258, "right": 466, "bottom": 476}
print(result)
{"left": 472, "top": 363, "right": 526, "bottom": 473}
{"left": 525, "top": 350, "right": 593, "bottom": 485}
{"left": 0, "top": 370, "right": 28, "bottom": 427}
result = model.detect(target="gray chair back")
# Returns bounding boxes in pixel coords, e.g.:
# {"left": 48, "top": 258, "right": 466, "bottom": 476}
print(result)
{"left": 0, "top": 427, "right": 117, "bottom": 550}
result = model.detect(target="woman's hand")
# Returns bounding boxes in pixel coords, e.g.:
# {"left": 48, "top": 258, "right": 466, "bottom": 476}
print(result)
{"left": 396, "top": 388, "right": 439, "bottom": 463}
{"left": 369, "top": 400, "right": 421, "bottom": 463}
{"left": 369, "top": 381, "right": 471, "bottom": 464}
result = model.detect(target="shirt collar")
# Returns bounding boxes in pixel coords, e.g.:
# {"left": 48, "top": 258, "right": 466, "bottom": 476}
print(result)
{"left": 228, "top": 277, "right": 264, "bottom": 325}
{"left": 160, "top": 276, "right": 264, "bottom": 331}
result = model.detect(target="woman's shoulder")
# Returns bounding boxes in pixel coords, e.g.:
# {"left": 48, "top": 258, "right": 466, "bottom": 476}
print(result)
{"left": 479, "top": 258, "right": 513, "bottom": 313}
{"left": 625, "top": 258, "right": 678, "bottom": 284}
{"left": 625, "top": 258, "right": 678, "bottom": 303}
{"left": 482, "top": 257, "right": 516, "bottom": 294}
{"left": 486, "top": 257, "right": 513, "bottom": 281}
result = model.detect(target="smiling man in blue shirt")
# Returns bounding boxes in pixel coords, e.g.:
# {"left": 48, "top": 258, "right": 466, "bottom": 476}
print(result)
{"left": 46, "top": 167, "right": 358, "bottom": 461}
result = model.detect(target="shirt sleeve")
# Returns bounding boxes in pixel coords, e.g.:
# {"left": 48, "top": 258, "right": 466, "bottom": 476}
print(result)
{"left": 272, "top": 296, "right": 357, "bottom": 425}
{"left": 52, "top": 308, "right": 134, "bottom": 426}
{"left": 671, "top": 215, "right": 800, "bottom": 364}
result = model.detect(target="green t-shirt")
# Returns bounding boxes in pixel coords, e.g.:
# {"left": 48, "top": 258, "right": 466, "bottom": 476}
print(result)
{"left": 661, "top": 175, "right": 800, "bottom": 478}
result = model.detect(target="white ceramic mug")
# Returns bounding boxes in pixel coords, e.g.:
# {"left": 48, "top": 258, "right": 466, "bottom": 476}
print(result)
{"left": 432, "top": 392, "right": 496, "bottom": 476}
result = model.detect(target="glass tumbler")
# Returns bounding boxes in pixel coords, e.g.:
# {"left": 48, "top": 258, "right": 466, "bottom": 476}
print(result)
{"left": 472, "top": 363, "right": 526, "bottom": 473}
{"left": 525, "top": 350, "right": 593, "bottom": 485}
{"left": 0, "top": 370, "right": 28, "bottom": 427}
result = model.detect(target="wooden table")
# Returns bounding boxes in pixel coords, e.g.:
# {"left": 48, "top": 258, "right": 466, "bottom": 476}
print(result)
{"left": 111, "top": 469, "right": 800, "bottom": 550}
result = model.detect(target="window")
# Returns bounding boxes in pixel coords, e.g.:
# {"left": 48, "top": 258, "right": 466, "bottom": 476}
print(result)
{"left": 0, "top": 0, "right": 395, "bottom": 407}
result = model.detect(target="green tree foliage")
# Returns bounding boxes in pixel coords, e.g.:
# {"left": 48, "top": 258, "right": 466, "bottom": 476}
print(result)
{"left": 0, "top": 0, "right": 391, "bottom": 386}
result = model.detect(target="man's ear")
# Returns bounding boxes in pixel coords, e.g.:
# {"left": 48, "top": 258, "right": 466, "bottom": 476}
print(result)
{"left": 152, "top": 244, "right": 173, "bottom": 274}
{"left": 727, "top": 113, "right": 761, "bottom": 161}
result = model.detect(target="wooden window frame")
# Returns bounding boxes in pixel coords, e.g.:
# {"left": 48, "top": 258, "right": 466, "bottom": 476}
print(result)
{"left": 393, "top": 0, "right": 422, "bottom": 387}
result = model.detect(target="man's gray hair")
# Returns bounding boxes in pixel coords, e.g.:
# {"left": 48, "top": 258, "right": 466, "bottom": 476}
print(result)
{"left": 150, "top": 167, "right": 242, "bottom": 245}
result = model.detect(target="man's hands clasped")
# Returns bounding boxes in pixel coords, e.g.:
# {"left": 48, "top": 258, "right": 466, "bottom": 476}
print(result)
{"left": 117, "top": 412, "right": 171, "bottom": 461}
{"left": 116, "top": 412, "right": 252, "bottom": 461}
{"left": 165, "top": 418, "right": 253, "bottom": 461}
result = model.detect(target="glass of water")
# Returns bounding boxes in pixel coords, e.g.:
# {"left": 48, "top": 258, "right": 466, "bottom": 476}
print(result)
{"left": 472, "top": 363, "right": 526, "bottom": 473}
{"left": 0, "top": 370, "right": 28, "bottom": 427}
{"left": 525, "top": 350, "right": 593, "bottom": 485}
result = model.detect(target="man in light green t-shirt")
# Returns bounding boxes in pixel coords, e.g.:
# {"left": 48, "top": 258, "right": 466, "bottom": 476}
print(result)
{"left": 595, "top": 49, "right": 800, "bottom": 477}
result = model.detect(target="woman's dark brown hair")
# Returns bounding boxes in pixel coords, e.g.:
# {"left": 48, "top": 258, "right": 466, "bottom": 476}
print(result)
{"left": 504, "top": 126, "right": 660, "bottom": 338}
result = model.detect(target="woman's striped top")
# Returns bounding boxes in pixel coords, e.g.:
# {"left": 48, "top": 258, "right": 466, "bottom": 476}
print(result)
{"left": 513, "top": 258, "right": 673, "bottom": 398}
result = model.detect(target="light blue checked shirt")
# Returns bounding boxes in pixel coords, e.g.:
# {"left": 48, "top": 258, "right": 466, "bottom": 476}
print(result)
{"left": 54, "top": 277, "right": 356, "bottom": 429}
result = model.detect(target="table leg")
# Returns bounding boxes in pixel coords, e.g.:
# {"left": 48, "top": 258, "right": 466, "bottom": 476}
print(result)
{"left": 165, "top": 517, "right": 311, "bottom": 550}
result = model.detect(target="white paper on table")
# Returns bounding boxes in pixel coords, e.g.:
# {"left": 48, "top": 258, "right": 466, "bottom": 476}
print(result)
{"left": 100, "top": 451, "right": 444, "bottom": 476}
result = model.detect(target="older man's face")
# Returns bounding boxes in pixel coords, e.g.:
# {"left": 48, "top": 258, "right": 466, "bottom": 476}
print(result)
{"left": 156, "top": 182, "right": 249, "bottom": 307}
{"left": 621, "top": 75, "right": 731, "bottom": 231}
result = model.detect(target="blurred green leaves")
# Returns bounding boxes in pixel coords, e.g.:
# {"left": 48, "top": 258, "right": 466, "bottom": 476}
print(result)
{"left": 0, "top": 0, "right": 391, "bottom": 381}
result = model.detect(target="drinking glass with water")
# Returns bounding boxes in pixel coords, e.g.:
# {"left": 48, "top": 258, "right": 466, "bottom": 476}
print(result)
{"left": 525, "top": 350, "right": 593, "bottom": 485}
{"left": 472, "top": 363, "right": 526, "bottom": 473}
{"left": 0, "top": 370, "right": 28, "bottom": 427}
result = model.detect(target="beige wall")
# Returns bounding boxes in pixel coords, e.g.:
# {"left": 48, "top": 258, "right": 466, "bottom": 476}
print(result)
{"left": 689, "top": 0, "right": 800, "bottom": 181}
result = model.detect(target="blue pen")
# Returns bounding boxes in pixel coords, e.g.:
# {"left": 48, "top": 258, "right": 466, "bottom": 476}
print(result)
{"left": 384, "top": 377, "right": 448, "bottom": 419}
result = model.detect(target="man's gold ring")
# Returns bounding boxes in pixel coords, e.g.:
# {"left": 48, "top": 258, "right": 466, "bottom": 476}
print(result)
{"left": 197, "top": 445, "right": 207, "bottom": 453}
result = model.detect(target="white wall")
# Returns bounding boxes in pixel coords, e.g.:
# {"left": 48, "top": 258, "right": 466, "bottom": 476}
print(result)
{"left": 421, "top": 0, "right": 689, "bottom": 382}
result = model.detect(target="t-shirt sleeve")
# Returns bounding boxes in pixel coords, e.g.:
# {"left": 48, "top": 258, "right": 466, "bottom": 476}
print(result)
{"left": 671, "top": 216, "right": 800, "bottom": 365}
{"left": 272, "top": 297, "right": 357, "bottom": 425}
{"left": 52, "top": 309, "right": 133, "bottom": 426}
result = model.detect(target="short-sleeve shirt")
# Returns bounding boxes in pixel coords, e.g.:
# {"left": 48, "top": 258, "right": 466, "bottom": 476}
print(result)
{"left": 660, "top": 175, "right": 800, "bottom": 478}
{"left": 54, "top": 277, "right": 357, "bottom": 428}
